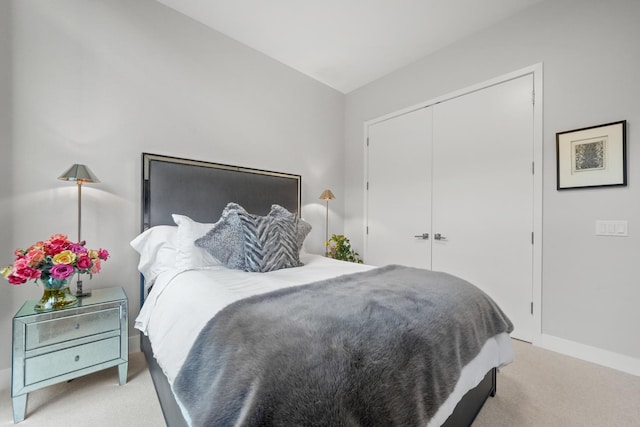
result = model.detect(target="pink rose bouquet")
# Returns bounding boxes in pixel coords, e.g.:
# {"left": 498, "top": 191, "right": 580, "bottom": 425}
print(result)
{"left": 2, "top": 234, "right": 109, "bottom": 289}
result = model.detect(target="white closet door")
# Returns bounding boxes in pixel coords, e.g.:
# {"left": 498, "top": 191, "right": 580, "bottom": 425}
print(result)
{"left": 432, "top": 75, "right": 534, "bottom": 341}
{"left": 366, "top": 107, "right": 433, "bottom": 269}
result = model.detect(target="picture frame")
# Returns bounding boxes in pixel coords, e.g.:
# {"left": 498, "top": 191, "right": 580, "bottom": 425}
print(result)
{"left": 556, "top": 120, "right": 627, "bottom": 190}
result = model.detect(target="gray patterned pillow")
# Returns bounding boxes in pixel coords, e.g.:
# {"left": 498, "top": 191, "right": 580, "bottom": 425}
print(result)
{"left": 194, "top": 203, "right": 246, "bottom": 270}
{"left": 296, "top": 219, "right": 312, "bottom": 251}
{"left": 237, "top": 205, "right": 302, "bottom": 272}
{"left": 268, "top": 204, "right": 311, "bottom": 250}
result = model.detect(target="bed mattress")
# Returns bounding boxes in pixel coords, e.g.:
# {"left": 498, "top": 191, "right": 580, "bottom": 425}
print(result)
{"left": 136, "top": 253, "right": 513, "bottom": 426}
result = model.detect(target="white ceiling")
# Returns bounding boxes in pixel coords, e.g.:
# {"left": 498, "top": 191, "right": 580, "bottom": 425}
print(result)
{"left": 154, "top": 0, "right": 543, "bottom": 93}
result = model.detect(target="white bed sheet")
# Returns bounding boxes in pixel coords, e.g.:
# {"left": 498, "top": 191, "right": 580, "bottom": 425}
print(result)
{"left": 135, "top": 253, "right": 513, "bottom": 426}
{"left": 135, "top": 253, "right": 373, "bottom": 384}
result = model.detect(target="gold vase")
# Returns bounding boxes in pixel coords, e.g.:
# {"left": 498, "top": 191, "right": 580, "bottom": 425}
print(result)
{"left": 34, "top": 278, "right": 78, "bottom": 312}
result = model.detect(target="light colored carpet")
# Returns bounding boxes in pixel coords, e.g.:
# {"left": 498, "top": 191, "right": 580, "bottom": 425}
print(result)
{"left": 474, "top": 339, "right": 640, "bottom": 427}
{"left": 1, "top": 343, "right": 639, "bottom": 426}
{"left": 0, "top": 352, "right": 166, "bottom": 426}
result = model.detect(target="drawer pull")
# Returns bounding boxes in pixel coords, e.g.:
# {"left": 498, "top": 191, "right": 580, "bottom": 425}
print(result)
{"left": 75, "top": 355, "right": 80, "bottom": 362}
{"left": 75, "top": 324, "right": 80, "bottom": 330}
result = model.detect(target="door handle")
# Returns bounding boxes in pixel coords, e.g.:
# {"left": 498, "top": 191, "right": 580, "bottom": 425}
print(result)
{"left": 414, "top": 233, "right": 429, "bottom": 240}
{"left": 434, "top": 233, "right": 447, "bottom": 241}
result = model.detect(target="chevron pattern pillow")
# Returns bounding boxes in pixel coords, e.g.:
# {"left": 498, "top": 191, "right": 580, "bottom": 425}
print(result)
{"left": 238, "top": 204, "right": 303, "bottom": 272}
{"left": 269, "top": 204, "right": 312, "bottom": 251}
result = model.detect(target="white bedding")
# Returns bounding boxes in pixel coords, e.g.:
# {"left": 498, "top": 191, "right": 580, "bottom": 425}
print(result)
{"left": 135, "top": 253, "right": 373, "bottom": 383}
{"left": 135, "top": 253, "right": 513, "bottom": 426}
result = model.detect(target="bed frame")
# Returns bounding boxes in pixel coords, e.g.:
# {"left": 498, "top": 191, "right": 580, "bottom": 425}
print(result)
{"left": 139, "top": 152, "right": 496, "bottom": 427}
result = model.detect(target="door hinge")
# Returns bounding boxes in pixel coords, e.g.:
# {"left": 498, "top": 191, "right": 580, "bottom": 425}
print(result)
{"left": 366, "top": 181, "right": 369, "bottom": 190}
{"left": 367, "top": 137, "right": 370, "bottom": 147}
{"left": 532, "top": 90, "right": 535, "bottom": 105}
{"left": 531, "top": 232, "right": 534, "bottom": 244}
{"left": 532, "top": 161, "right": 535, "bottom": 174}
{"left": 366, "top": 226, "right": 369, "bottom": 235}
{"left": 531, "top": 302, "right": 533, "bottom": 315}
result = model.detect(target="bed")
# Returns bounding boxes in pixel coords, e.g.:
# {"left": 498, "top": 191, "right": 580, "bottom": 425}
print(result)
{"left": 135, "top": 153, "right": 514, "bottom": 427}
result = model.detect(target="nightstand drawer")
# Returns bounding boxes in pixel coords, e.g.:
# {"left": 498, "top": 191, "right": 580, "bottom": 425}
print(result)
{"left": 25, "top": 308, "right": 120, "bottom": 350}
{"left": 24, "top": 336, "right": 121, "bottom": 385}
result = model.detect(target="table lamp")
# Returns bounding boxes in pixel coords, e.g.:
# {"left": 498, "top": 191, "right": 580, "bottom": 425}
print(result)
{"left": 58, "top": 164, "right": 100, "bottom": 297}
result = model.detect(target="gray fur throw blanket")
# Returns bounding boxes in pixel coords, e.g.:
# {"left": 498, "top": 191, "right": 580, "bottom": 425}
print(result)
{"left": 173, "top": 265, "right": 513, "bottom": 427}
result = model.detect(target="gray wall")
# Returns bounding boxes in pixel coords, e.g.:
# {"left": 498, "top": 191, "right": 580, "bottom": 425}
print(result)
{"left": 344, "top": 0, "right": 640, "bottom": 364}
{"left": 0, "top": 1, "right": 13, "bottom": 375}
{"left": 0, "top": 0, "right": 345, "bottom": 371}
{"left": 3, "top": 0, "right": 638, "bottom": 376}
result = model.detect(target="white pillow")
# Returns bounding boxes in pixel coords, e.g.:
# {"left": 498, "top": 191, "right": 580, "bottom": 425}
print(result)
{"left": 172, "top": 214, "right": 222, "bottom": 270}
{"left": 130, "top": 225, "right": 178, "bottom": 288}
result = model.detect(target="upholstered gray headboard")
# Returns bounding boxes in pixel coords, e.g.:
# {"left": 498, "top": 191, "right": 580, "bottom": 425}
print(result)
{"left": 140, "top": 153, "right": 301, "bottom": 304}
{"left": 141, "top": 153, "right": 301, "bottom": 230}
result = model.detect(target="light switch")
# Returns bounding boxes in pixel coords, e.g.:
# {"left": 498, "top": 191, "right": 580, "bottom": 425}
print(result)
{"left": 595, "top": 220, "right": 628, "bottom": 237}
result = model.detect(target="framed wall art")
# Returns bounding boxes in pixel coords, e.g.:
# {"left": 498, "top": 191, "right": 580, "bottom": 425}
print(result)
{"left": 556, "top": 120, "right": 627, "bottom": 190}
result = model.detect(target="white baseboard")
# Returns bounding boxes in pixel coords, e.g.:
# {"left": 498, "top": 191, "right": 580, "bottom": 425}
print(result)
{"left": 540, "top": 333, "right": 640, "bottom": 377}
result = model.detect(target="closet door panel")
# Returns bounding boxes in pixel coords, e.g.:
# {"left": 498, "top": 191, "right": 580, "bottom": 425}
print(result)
{"left": 366, "top": 107, "right": 432, "bottom": 269}
{"left": 431, "top": 75, "right": 534, "bottom": 341}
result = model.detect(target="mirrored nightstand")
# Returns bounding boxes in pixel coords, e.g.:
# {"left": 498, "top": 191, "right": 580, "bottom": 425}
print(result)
{"left": 11, "top": 287, "right": 128, "bottom": 423}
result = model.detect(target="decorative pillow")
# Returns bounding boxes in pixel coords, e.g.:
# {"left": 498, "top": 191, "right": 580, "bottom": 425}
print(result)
{"left": 194, "top": 203, "right": 246, "bottom": 270}
{"left": 130, "top": 225, "right": 178, "bottom": 288}
{"left": 172, "top": 214, "right": 221, "bottom": 270}
{"left": 268, "top": 204, "right": 312, "bottom": 250}
{"left": 296, "top": 219, "right": 312, "bottom": 251}
{"left": 237, "top": 204, "right": 302, "bottom": 272}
